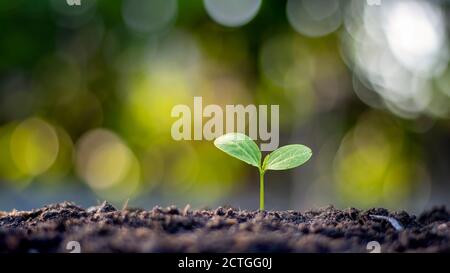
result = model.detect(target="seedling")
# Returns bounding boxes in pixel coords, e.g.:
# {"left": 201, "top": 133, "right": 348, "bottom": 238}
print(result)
{"left": 214, "top": 133, "right": 312, "bottom": 210}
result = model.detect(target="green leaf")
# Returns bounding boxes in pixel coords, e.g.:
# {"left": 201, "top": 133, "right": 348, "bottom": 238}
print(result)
{"left": 262, "top": 144, "right": 312, "bottom": 171}
{"left": 214, "top": 133, "right": 261, "bottom": 168}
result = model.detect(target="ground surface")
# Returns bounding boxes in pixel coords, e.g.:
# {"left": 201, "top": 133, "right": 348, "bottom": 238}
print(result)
{"left": 0, "top": 202, "right": 449, "bottom": 253}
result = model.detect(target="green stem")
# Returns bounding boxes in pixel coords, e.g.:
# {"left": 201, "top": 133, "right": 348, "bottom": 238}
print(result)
{"left": 259, "top": 171, "right": 265, "bottom": 211}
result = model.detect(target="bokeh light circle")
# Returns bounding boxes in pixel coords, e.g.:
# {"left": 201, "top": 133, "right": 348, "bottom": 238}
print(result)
{"left": 341, "top": 0, "right": 448, "bottom": 118}
{"left": 204, "top": 0, "right": 262, "bottom": 27}
{"left": 286, "top": 0, "right": 342, "bottom": 37}
{"left": 10, "top": 118, "right": 59, "bottom": 177}
{"left": 381, "top": 0, "right": 448, "bottom": 76}
{"left": 76, "top": 129, "right": 141, "bottom": 197}
{"left": 333, "top": 112, "right": 430, "bottom": 209}
{"left": 122, "top": 0, "right": 177, "bottom": 33}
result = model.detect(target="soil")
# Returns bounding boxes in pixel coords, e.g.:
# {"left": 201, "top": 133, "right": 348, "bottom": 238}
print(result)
{"left": 0, "top": 202, "right": 449, "bottom": 253}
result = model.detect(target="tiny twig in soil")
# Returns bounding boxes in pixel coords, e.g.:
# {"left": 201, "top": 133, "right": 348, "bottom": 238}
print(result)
{"left": 122, "top": 199, "right": 129, "bottom": 210}
{"left": 183, "top": 204, "right": 191, "bottom": 216}
{"left": 370, "top": 215, "right": 404, "bottom": 231}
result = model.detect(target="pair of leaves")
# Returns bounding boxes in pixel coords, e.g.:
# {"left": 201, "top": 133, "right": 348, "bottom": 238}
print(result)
{"left": 214, "top": 133, "right": 312, "bottom": 172}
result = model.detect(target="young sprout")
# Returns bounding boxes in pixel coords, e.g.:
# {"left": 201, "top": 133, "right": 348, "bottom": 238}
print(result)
{"left": 214, "top": 133, "right": 312, "bottom": 210}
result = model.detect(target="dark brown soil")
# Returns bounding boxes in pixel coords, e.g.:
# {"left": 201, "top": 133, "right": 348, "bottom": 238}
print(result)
{"left": 0, "top": 202, "right": 449, "bottom": 253}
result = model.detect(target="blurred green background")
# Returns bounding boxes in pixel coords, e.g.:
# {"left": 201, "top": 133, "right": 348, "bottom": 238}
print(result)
{"left": 0, "top": 0, "right": 449, "bottom": 212}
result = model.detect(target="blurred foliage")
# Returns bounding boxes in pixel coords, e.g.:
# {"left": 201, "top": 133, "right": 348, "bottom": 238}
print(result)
{"left": 0, "top": 0, "right": 449, "bottom": 210}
